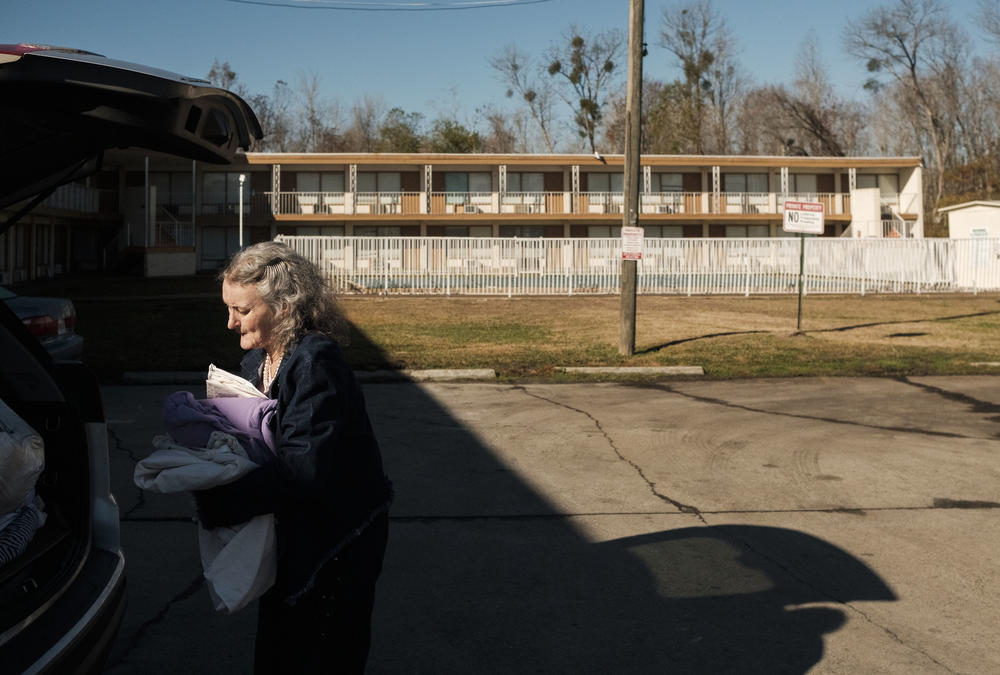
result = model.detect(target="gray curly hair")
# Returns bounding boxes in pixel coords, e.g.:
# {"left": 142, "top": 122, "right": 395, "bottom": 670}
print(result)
{"left": 221, "top": 241, "right": 348, "bottom": 352}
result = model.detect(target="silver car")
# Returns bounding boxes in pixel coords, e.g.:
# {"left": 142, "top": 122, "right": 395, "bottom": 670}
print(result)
{"left": 0, "top": 286, "right": 83, "bottom": 361}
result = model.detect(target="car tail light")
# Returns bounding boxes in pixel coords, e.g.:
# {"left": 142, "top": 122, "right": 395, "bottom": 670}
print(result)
{"left": 22, "top": 315, "right": 60, "bottom": 337}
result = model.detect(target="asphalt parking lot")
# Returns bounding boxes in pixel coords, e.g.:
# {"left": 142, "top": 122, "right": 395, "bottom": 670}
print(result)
{"left": 103, "top": 376, "right": 1000, "bottom": 674}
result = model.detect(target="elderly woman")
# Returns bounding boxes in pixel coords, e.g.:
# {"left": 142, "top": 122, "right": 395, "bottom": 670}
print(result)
{"left": 196, "top": 241, "right": 393, "bottom": 674}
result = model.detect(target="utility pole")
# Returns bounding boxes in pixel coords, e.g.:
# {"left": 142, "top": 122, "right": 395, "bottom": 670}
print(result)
{"left": 619, "top": 0, "right": 644, "bottom": 356}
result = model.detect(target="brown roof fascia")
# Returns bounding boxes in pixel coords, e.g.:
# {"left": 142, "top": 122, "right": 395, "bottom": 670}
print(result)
{"left": 246, "top": 153, "right": 922, "bottom": 169}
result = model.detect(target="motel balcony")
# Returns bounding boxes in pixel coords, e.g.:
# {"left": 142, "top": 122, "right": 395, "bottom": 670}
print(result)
{"left": 255, "top": 190, "right": 914, "bottom": 218}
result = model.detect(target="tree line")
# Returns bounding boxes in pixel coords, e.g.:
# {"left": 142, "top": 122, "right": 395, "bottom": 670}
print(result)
{"left": 211, "top": 0, "right": 1000, "bottom": 236}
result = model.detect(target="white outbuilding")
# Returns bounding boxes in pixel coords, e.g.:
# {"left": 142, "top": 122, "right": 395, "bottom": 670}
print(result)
{"left": 940, "top": 200, "right": 1000, "bottom": 238}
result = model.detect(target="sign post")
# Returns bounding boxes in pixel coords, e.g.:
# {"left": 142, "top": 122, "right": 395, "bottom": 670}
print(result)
{"left": 782, "top": 201, "right": 824, "bottom": 333}
{"left": 618, "top": 0, "right": 644, "bottom": 356}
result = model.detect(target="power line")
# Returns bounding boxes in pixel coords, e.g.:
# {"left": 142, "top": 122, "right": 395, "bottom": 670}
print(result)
{"left": 224, "top": 0, "right": 553, "bottom": 11}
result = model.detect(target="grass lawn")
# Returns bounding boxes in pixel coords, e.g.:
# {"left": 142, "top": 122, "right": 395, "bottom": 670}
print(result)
{"left": 13, "top": 273, "right": 1000, "bottom": 382}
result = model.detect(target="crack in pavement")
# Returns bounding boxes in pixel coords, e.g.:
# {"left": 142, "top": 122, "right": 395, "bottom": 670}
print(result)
{"left": 627, "top": 382, "right": 989, "bottom": 441}
{"left": 108, "top": 425, "right": 147, "bottom": 519}
{"left": 514, "top": 386, "right": 705, "bottom": 522}
{"left": 104, "top": 575, "right": 205, "bottom": 671}
{"left": 389, "top": 501, "right": 1000, "bottom": 522}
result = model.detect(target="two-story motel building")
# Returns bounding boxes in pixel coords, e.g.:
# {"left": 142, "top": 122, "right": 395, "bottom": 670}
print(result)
{"left": 0, "top": 151, "right": 922, "bottom": 281}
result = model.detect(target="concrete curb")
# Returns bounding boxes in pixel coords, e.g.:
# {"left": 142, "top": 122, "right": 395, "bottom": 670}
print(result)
{"left": 356, "top": 369, "right": 497, "bottom": 382}
{"left": 121, "top": 369, "right": 499, "bottom": 385}
{"left": 560, "top": 366, "right": 705, "bottom": 376}
{"left": 121, "top": 366, "right": 703, "bottom": 385}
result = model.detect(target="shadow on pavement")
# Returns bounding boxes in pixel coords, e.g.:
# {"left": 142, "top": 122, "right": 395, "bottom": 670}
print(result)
{"left": 106, "top": 319, "right": 898, "bottom": 674}
{"left": 365, "top": 374, "right": 896, "bottom": 673}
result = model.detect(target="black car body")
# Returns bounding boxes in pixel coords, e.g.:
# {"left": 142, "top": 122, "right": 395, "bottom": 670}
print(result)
{"left": 0, "top": 44, "right": 260, "bottom": 673}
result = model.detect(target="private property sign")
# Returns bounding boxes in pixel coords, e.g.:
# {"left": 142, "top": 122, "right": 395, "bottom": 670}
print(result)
{"left": 621, "top": 226, "right": 644, "bottom": 260}
{"left": 783, "top": 201, "right": 825, "bottom": 235}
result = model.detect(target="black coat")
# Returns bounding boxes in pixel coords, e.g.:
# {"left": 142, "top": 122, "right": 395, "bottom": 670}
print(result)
{"left": 197, "top": 332, "right": 393, "bottom": 604}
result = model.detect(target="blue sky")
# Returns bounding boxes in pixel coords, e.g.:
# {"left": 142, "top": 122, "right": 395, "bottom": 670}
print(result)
{"left": 2, "top": 0, "right": 991, "bottom": 126}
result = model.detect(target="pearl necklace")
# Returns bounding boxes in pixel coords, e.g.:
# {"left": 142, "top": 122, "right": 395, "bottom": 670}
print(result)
{"left": 263, "top": 352, "right": 283, "bottom": 391}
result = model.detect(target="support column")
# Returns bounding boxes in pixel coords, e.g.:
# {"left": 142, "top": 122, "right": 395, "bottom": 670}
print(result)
{"left": 498, "top": 164, "right": 506, "bottom": 214}
{"left": 424, "top": 164, "right": 432, "bottom": 214}
{"left": 349, "top": 164, "right": 358, "bottom": 214}
{"left": 712, "top": 165, "right": 720, "bottom": 214}
{"left": 271, "top": 164, "right": 280, "bottom": 215}
{"left": 571, "top": 165, "right": 580, "bottom": 213}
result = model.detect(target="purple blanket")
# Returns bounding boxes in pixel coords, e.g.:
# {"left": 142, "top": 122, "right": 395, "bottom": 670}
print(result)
{"left": 163, "top": 392, "right": 277, "bottom": 465}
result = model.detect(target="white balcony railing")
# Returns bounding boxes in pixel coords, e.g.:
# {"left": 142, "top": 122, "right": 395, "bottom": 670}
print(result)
{"left": 578, "top": 192, "right": 625, "bottom": 214}
{"left": 500, "top": 191, "right": 562, "bottom": 214}
{"left": 260, "top": 190, "right": 912, "bottom": 219}
{"left": 639, "top": 192, "right": 700, "bottom": 214}
{"left": 430, "top": 191, "right": 495, "bottom": 214}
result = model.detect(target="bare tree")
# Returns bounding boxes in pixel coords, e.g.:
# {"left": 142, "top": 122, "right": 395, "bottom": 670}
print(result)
{"left": 477, "top": 104, "right": 525, "bottom": 153}
{"left": 546, "top": 27, "right": 624, "bottom": 154}
{"left": 658, "top": 0, "right": 743, "bottom": 153}
{"left": 343, "top": 95, "right": 385, "bottom": 152}
{"left": 844, "top": 0, "right": 967, "bottom": 207}
{"left": 247, "top": 80, "right": 294, "bottom": 152}
{"left": 980, "top": 0, "right": 1000, "bottom": 43}
{"left": 293, "top": 72, "right": 342, "bottom": 152}
{"left": 490, "top": 45, "right": 557, "bottom": 152}
{"left": 206, "top": 59, "right": 242, "bottom": 93}
{"left": 744, "top": 33, "right": 865, "bottom": 157}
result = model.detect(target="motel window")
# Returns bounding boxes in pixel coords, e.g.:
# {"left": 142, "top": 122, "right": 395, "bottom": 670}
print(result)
{"left": 442, "top": 172, "right": 491, "bottom": 205}
{"left": 353, "top": 225, "right": 403, "bottom": 237}
{"left": 357, "top": 172, "right": 401, "bottom": 193}
{"left": 149, "top": 172, "right": 193, "bottom": 213}
{"left": 723, "top": 173, "right": 768, "bottom": 193}
{"left": 642, "top": 225, "right": 684, "bottom": 238}
{"left": 443, "top": 172, "right": 492, "bottom": 193}
{"left": 507, "top": 172, "right": 544, "bottom": 192}
{"left": 856, "top": 173, "right": 899, "bottom": 197}
{"left": 587, "top": 173, "right": 624, "bottom": 193}
{"left": 792, "top": 174, "right": 817, "bottom": 194}
{"left": 202, "top": 172, "right": 250, "bottom": 215}
{"left": 297, "top": 226, "right": 345, "bottom": 236}
{"left": 654, "top": 173, "right": 683, "bottom": 192}
{"left": 724, "top": 225, "right": 770, "bottom": 238}
{"left": 587, "top": 225, "right": 622, "bottom": 238}
{"left": 298, "top": 172, "right": 345, "bottom": 193}
{"left": 201, "top": 226, "right": 240, "bottom": 264}
{"left": 499, "top": 225, "right": 547, "bottom": 238}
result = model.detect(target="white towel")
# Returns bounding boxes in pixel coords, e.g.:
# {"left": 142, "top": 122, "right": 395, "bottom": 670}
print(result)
{"left": 133, "top": 431, "right": 276, "bottom": 613}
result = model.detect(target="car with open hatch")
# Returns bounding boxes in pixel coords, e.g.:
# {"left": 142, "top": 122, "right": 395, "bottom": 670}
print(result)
{"left": 0, "top": 42, "right": 260, "bottom": 673}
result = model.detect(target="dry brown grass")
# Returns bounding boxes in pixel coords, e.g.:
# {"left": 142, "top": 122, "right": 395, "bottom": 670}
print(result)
{"left": 340, "top": 293, "right": 1000, "bottom": 379}
{"left": 13, "top": 273, "right": 1000, "bottom": 381}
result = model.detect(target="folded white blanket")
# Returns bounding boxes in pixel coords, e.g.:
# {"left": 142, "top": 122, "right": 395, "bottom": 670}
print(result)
{"left": 133, "top": 431, "right": 275, "bottom": 613}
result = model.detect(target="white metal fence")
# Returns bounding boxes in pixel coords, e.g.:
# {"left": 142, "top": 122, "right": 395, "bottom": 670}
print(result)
{"left": 276, "top": 235, "right": 1000, "bottom": 296}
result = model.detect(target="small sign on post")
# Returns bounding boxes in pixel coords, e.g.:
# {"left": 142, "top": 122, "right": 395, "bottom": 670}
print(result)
{"left": 782, "top": 201, "right": 824, "bottom": 333}
{"left": 782, "top": 200, "right": 825, "bottom": 235}
{"left": 622, "top": 226, "right": 644, "bottom": 261}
